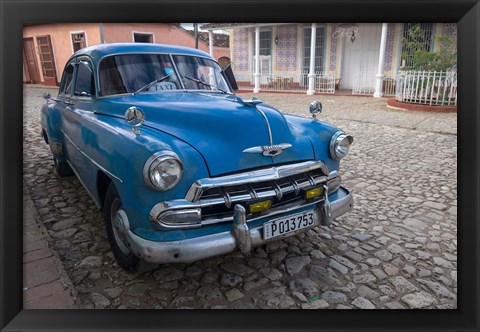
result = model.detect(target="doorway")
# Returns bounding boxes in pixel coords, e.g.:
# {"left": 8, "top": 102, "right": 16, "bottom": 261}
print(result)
{"left": 340, "top": 24, "right": 382, "bottom": 90}
{"left": 23, "top": 38, "right": 40, "bottom": 84}
{"left": 36, "top": 35, "right": 58, "bottom": 86}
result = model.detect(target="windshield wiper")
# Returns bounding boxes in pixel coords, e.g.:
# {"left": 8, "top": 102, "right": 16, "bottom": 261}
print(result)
{"left": 184, "top": 75, "right": 229, "bottom": 94}
{"left": 134, "top": 74, "right": 171, "bottom": 95}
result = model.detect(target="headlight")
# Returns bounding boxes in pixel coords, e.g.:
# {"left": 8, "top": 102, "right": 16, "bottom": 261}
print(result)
{"left": 329, "top": 131, "right": 354, "bottom": 160}
{"left": 143, "top": 151, "right": 183, "bottom": 191}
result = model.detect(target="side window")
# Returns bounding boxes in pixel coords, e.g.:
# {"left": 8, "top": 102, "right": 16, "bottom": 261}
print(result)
{"left": 74, "top": 61, "right": 95, "bottom": 96}
{"left": 60, "top": 64, "right": 75, "bottom": 95}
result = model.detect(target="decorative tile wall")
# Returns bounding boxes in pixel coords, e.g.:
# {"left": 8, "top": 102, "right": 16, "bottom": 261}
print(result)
{"left": 329, "top": 24, "right": 337, "bottom": 72}
{"left": 384, "top": 23, "right": 396, "bottom": 72}
{"left": 275, "top": 25, "right": 297, "bottom": 71}
{"left": 233, "top": 28, "right": 249, "bottom": 71}
{"left": 442, "top": 23, "right": 457, "bottom": 39}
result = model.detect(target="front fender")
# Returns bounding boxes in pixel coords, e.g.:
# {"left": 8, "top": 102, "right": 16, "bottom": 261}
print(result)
{"left": 284, "top": 114, "right": 341, "bottom": 171}
{"left": 78, "top": 113, "right": 210, "bottom": 232}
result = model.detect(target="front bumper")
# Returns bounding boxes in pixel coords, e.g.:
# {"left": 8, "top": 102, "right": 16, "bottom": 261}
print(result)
{"left": 121, "top": 187, "right": 353, "bottom": 264}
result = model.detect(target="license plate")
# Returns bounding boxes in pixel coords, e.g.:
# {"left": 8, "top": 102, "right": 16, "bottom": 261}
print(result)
{"left": 263, "top": 210, "right": 317, "bottom": 240}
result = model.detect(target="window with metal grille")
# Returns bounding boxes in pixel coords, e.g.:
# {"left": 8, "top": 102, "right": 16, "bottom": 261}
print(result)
{"left": 303, "top": 25, "right": 327, "bottom": 73}
{"left": 71, "top": 33, "right": 86, "bottom": 52}
{"left": 252, "top": 30, "right": 272, "bottom": 76}
{"left": 253, "top": 30, "right": 272, "bottom": 56}
{"left": 401, "top": 23, "right": 435, "bottom": 69}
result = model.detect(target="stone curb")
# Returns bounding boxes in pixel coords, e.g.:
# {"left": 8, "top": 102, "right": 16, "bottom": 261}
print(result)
{"left": 387, "top": 98, "right": 457, "bottom": 113}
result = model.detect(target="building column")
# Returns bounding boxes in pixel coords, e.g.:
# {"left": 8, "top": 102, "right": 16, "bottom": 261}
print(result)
{"left": 208, "top": 30, "right": 214, "bottom": 56}
{"left": 208, "top": 30, "right": 215, "bottom": 84}
{"left": 374, "top": 23, "right": 388, "bottom": 98}
{"left": 254, "top": 26, "right": 260, "bottom": 93}
{"left": 99, "top": 23, "right": 105, "bottom": 43}
{"left": 307, "top": 23, "right": 317, "bottom": 95}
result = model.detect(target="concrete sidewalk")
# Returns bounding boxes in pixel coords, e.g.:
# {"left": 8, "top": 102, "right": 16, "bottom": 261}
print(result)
{"left": 23, "top": 190, "right": 77, "bottom": 309}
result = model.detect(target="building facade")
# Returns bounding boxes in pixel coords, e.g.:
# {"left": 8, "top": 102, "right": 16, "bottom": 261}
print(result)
{"left": 201, "top": 23, "right": 457, "bottom": 96}
{"left": 23, "top": 23, "right": 230, "bottom": 86}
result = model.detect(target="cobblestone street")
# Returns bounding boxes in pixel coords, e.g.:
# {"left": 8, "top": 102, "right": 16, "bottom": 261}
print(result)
{"left": 23, "top": 86, "right": 457, "bottom": 309}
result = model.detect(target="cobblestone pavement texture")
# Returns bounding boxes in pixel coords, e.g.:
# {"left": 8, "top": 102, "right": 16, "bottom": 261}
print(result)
{"left": 23, "top": 86, "right": 457, "bottom": 309}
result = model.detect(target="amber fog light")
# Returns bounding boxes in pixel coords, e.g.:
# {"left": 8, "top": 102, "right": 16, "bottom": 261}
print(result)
{"left": 248, "top": 200, "right": 272, "bottom": 214}
{"left": 305, "top": 186, "right": 324, "bottom": 200}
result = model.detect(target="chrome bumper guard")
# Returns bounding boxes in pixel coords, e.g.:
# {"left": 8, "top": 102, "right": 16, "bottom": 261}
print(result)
{"left": 121, "top": 187, "right": 353, "bottom": 264}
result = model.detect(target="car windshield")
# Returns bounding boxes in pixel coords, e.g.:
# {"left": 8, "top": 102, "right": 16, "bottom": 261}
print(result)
{"left": 98, "top": 53, "right": 231, "bottom": 96}
{"left": 172, "top": 55, "right": 231, "bottom": 93}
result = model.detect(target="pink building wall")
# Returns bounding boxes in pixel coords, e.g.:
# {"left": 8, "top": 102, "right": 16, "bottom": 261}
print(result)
{"left": 23, "top": 23, "right": 102, "bottom": 84}
{"left": 103, "top": 23, "right": 229, "bottom": 61}
{"left": 23, "top": 23, "right": 230, "bottom": 85}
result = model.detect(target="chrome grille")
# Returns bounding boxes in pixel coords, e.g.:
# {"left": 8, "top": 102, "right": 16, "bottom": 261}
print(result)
{"left": 197, "top": 167, "right": 334, "bottom": 222}
{"left": 150, "top": 161, "right": 341, "bottom": 229}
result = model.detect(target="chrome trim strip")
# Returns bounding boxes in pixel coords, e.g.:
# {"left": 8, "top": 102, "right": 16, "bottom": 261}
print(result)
{"left": 66, "top": 160, "right": 101, "bottom": 209}
{"left": 254, "top": 107, "right": 273, "bottom": 146}
{"left": 62, "top": 132, "right": 123, "bottom": 183}
{"left": 185, "top": 160, "right": 329, "bottom": 202}
{"left": 123, "top": 188, "right": 353, "bottom": 264}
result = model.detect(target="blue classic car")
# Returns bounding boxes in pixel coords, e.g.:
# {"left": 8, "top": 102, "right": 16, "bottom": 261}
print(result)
{"left": 41, "top": 43, "right": 354, "bottom": 271}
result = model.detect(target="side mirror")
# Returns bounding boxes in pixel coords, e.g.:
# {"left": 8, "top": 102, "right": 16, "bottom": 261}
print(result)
{"left": 309, "top": 101, "right": 322, "bottom": 120}
{"left": 125, "top": 106, "right": 145, "bottom": 135}
{"left": 221, "top": 64, "right": 238, "bottom": 91}
{"left": 43, "top": 92, "right": 51, "bottom": 101}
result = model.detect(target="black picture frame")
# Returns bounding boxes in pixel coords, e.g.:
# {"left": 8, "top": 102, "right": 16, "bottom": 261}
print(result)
{"left": 1, "top": 0, "right": 479, "bottom": 331}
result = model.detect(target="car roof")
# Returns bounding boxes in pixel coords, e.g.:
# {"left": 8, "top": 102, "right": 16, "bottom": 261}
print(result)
{"left": 71, "top": 43, "right": 213, "bottom": 64}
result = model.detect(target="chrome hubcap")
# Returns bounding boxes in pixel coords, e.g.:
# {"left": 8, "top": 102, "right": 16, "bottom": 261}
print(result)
{"left": 110, "top": 198, "right": 131, "bottom": 255}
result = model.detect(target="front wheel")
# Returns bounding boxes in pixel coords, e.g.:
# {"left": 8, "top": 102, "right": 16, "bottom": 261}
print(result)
{"left": 103, "top": 183, "right": 139, "bottom": 271}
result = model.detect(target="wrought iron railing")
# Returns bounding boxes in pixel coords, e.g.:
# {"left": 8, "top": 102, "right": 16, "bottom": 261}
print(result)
{"left": 235, "top": 70, "right": 335, "bottom": 94}
{"left": 395, "top": 70, "right": 457, "bottom": 106}
{"left": 352, "top": 72, "right": 396, "bottom": 96}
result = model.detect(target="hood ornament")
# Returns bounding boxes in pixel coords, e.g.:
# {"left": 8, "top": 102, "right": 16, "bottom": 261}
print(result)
{"left": 309, "top": 100, "right": 322, "bottom": 120}
{"left": 243, "top": 143, "right": 292, "bottom": 157}
{"left": 239, "top": 96, "right": 263, "bottom": 107}
{"left": 125, "top": 106, "right": 145, "bottom": 135}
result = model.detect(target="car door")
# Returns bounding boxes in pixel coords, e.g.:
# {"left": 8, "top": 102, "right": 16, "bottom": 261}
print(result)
{"left": 60, "top": 57, "right": 101, "bottom": 203}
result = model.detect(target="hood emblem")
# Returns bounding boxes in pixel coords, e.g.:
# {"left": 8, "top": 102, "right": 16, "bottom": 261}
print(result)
{"left": 243, "top": 143, "right": 292, "bottom": 157}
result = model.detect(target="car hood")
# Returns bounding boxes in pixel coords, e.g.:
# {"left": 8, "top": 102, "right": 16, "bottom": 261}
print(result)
{"left": 96, "top": 92, "right": 315, "bottom": 176}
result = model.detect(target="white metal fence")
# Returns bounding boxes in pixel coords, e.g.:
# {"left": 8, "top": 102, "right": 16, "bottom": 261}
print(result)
{"left": 235, "top": 70, "right": 335, "bottom": 94}
{"left": 395, "top": 70, "right": 457, "bottom": 106}
{"left": 352, "top": 72, "right": 396, "bottom": 96}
